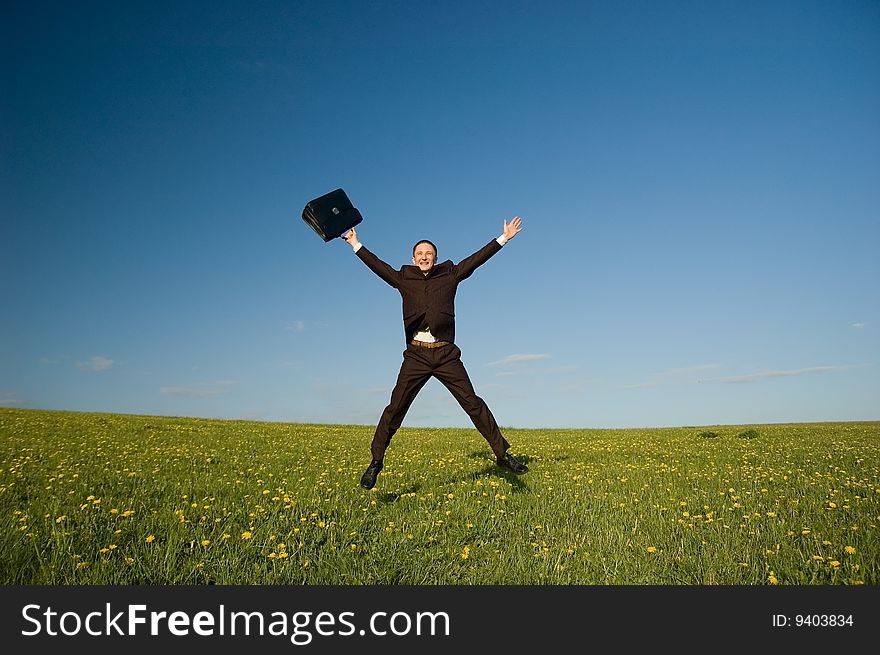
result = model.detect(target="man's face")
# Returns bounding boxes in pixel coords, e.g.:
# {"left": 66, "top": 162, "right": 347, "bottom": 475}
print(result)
{"left": 412, "top": 242, "right": 436, "bottom": 273}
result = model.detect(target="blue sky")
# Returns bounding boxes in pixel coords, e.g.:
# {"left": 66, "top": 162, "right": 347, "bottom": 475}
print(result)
{"left": 3, "top": 0, "right": 878, "bottom": 429}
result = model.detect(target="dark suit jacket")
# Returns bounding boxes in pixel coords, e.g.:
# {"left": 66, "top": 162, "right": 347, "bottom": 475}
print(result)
{"left": 356, "top": 239, "right": 503, "bottom": 344}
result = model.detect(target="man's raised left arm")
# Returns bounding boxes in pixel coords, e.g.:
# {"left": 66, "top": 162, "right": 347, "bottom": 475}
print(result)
{"left": 455, "top": 216, "right": 524, "bottom": 281}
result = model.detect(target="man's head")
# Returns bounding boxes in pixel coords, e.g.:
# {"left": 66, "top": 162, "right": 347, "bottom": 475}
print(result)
{"left": 412, "top": 240, "right": 437, "bottom": 273}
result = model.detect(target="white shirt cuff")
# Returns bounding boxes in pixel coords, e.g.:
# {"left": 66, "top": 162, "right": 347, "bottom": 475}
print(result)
{"left": 496, "top": 235, "right": 509, "bottom": 246}
{"left": 352, "top": 242, "right": 363, "bottom": 252}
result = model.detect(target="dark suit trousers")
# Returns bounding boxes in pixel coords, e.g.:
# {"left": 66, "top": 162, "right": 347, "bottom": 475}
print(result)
{"left": 371, "top": 343, "right": 510, "bottom": 461}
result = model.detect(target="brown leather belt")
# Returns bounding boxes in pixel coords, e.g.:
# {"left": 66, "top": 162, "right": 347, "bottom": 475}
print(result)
{"left": 410, "top": 339, "right": 449, "bottom": 349}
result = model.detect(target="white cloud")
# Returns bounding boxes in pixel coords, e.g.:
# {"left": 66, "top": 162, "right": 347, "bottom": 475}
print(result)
{"left": 486, "top": 354, "right": 550, "bottom": 367}
{"left": 77, "top": 356, "right": 114, "bottom": 371}
{"left": 0, "top": 391, "right": 24, "bottom": 407}
{"left": 160, "top": 380, "right": 239, "bottom": 398}
{"left": 160, "top": 387, "right": 221, "bottom": 398}
{"left": 494, "top": 370, "right": 525, "bottom": 377}
{"left": 285, "top": 321, "right": 306, "bottom": 333}
{"left": 625, "top": 364, "right": 720, "bottom": 389}
{"left": 851, "top": 322, "right": 866, "bottom": 329}
{"left": 364, "top": 386, "right": 391, "bottom": 397}
{"left": 700, "top": 364, "right": 868, "bottom": 384}
{"left": 543, "top": 365, "right": 578, "bottom": 375}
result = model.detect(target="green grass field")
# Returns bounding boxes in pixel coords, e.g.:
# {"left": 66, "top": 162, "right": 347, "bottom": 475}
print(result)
{"left": 1, "top": 408, "right": 877, "bottom": 585}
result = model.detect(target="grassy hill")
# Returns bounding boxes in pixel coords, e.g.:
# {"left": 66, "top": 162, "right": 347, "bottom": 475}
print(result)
{"left": 1, "top": 408, "right": 877, "bottom": 584}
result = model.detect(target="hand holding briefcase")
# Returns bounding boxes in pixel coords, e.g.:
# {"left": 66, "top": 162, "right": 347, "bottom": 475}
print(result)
{"left": 301, "top": 188, "right": 363, "bottom": 242}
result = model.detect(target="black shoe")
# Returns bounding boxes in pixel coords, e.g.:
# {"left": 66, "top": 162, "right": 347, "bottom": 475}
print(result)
{"left": 497, "top": 452, "right": 528, "bottom": 474}
{"left": 360, "top": 459, "right": 383, "bottom": 489}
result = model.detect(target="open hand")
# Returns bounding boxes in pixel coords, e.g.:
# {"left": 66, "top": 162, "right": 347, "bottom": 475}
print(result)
{"left": 503, "top": 216, "right": 524, "bottom": 240}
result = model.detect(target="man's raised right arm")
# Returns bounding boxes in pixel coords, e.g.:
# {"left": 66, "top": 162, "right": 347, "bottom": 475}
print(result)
{"left": 344, "top": 227, "right": 400, "bottom": 288}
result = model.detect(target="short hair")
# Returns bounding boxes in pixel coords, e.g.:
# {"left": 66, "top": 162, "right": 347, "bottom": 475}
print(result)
{"left": 412, "top": 239, "right": 437, "bottom": 259}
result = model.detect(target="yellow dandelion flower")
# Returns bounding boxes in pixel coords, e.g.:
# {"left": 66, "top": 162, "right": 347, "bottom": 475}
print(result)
{"left": 278, "top": 552, "right": 288, "bottom": 559}
{"left": 145, "top": 535, "right": 156, "bottom": 543}
{"left": 268, "top": 552, "right": 277, "bottom": 559}
{"left": 830, "top": 560, "right": 841, "bottom": 567}
{"left": 350, "top": 544, "right": 358, "bottom": 551}
{"left": 200, "top": 539, "right": 210, "bottom": 546}
{"left": 241, "top": 531, "right": 252, "bottom": 540}
{"left": 766, "top": 512, "right": 777, "bottom": 518}
{"left": 461, "top": 545, "right": 470, "bottom": 560}
{"left": 55, "top": 516, "right": 66, "bottom": 523}
{"left": 222, "top": 533, "right": 231, "bottom": 540}
{"left": 845, "top": 546, "right": 857, "bottom": 555}
{"left": 647, "top": 546, "right": 657, "bottom": 553}
{"left": 110, "top": 508, "right": 119, "bottom": 515}
{"left": 768, "top": 573, "right": 779, "bottom": 585}
{"left": 802, "top": 529, "right": 811, "bottom": 535}
{"left": 812, "top": 555, "right": 824, "bottom": 561}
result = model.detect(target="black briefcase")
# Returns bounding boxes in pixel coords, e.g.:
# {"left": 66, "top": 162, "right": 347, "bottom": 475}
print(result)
{"left": 301, "top": 188, "right": 363, "bottom": 242}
